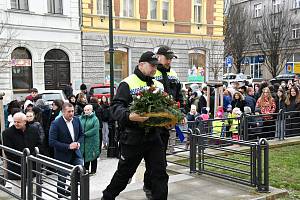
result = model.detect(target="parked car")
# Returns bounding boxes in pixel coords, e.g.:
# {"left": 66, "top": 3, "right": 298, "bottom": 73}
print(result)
{"left": 39, "top": 90, "right": 68, "bottom": 107}
{"left": 223, "top": 73, "right": 252, "bottom": 87}
{"left": 181, "top": 82, "right": 204, "bottom": 91}
{"left": 89, "top": 84, "right": 117, "bottom": 100}
{"left": 270, "top": 74, "right": 296, "bottom": 85}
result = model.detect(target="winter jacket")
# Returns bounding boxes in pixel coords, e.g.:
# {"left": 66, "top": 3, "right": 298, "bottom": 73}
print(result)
{"left": 110, "top": 67, "right": 165, "bottom": 145}
{"left": 2, "top": 125, "right": 41, "bottom": 180}
{"left": 79, "top": 112, "right": 100, "bottom": 162}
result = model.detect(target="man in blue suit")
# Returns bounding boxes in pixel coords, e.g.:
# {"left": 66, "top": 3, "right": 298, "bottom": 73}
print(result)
{"left": 49, "top": 102, "right": 84, "bottom": 198}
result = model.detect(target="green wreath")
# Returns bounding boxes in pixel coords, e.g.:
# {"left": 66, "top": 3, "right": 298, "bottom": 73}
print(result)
{"left": 130, "top": 86, "right": 183, "bottom": 127}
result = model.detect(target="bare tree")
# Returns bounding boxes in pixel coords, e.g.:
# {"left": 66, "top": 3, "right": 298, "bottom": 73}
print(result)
{"left": 257, "top": 3, "right": 298, "bottom": 78}
{"left": 224, "top": 4, "right": 254, "bottom": 73}
{"left": 0, "top": 14, "right": 16, "bottom": 71}
{"left": 208, "top": 39, "right": 224, "bottom": 81}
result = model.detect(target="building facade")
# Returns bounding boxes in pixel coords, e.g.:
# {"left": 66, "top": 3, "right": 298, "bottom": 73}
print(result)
{"left": 230, "top": 0, "right": 300, "bottom": 80}
{"left": 0, "top": 0, "right": 82, "bottom": 102}
{"left": 81, "top": 0, "right": 224, "bottom": 85}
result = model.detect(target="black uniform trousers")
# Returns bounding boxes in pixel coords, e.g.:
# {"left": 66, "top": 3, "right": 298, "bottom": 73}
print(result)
{"left": 144, "top": 130, "right": 169, "bottom": 190}
{"left": 102, "top": 141, "right": 169, "bottom": 200}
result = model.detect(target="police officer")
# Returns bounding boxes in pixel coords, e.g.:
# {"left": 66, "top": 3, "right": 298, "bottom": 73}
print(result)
{"left": 143, "top": 45, "right": 184, "bottom": 198}
{"left": 101, "top": 51, "right": 169, "bottom": 200}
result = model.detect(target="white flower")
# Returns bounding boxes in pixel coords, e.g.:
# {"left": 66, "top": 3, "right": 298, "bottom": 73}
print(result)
{"left": 137, "top": 95, "right": 141, "bottom": 99}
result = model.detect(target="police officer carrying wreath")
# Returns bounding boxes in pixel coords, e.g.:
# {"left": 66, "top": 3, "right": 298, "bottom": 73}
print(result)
{"left": 101, "top": 51, "right": 169, "bottom": 200}
{"left": 143, "top": 45, "right": 184, "bottom": 198}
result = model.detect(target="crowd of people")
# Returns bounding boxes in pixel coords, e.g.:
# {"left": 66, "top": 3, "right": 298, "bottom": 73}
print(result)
{"left": 1, "top": 84, "right": 111, "bottom": 194}
{"left": 183, "top": 77, "right": 300, "bottom": 140}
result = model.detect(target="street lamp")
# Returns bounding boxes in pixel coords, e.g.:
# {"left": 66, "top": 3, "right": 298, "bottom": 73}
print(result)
{"left": 107, "top": 0, "right": 118, "bottom": 158}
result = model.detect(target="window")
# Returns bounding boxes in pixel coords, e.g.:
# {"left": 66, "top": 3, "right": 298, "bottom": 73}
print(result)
{"left": 294, "top": 0, "right": 300, "bottom": 8}
{"left": 272, "top": 0, "right": 281, "bottom": 12}
{"left": 48, "top": 0, "right": 63, "bottom": 14}
{"left": 11, "top": 0, "right": 28, "bottom": 10}
{"left": 162, "top": 0, "right": 169, "bottom": 21}
{"left": 97, "top": 0, "right": 109, "bottom": 15}
{"left": 188, "top": 50, "right": 206, "bottom": 82}
{"left": 250, "top": 63, "right": 262, "bottom": 79}
{"left": 194, "top": 0, "right": 202, "bottom": 23}
{"left": 292, "top": 24, "right": 300, "bottom": 39}
{"left": 11, "top": 47, "right": 32, "bottom": 91}
{"left": 150, "top": 0, "right": 157, "bottom": 19}
{"left": 123, "top": 0, "right": 134, "bottom": 17}
{"left": 105, "top": 48, "right": 128, "bottom": 83}
{"left": 254, "top": 3, "right": 262, "bottom": 18}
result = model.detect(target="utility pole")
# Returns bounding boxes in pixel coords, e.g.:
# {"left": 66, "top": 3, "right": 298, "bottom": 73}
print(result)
{"left": 107, "top": 0, "right": 118, "bottom": 158}
{"left": 0, "top": 92, "right": 5, "bottom": 142}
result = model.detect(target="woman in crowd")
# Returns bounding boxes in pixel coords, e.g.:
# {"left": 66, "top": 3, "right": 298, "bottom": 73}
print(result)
{"left": 45, "top": 99, "right": 62, "bottom": 158}
{"left": 275, "top": 88, "right": 286, "bottom": 113}
{"left": 90, "top": 97, "right": 103, "bottom": 151}
{"left": 223, "top": 89, "right": 232, "bottom": 112}
{"left": 75, "top": 93, "right": 88, "bottom": 116}
{"left": 100, "top": 96, "right": 110, "bottom": 149}
{"left": 231, "top": 91, "right": 245, "bottom": 112}
{"left": 79, "top": 105, "right": 100, "bottom": 175}
{"left": 68, "top": 95, "right": 77, "bottom": 107}
{"left": 26, "top": 110, "right": 45, "bottom": 154}
{"left": 284, "top": 86, "right": 300, "bottom": 136}
{"left": 256, "top": 87, "right": 276, "bottom": 138}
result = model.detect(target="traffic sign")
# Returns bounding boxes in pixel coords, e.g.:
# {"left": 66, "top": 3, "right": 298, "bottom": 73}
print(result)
{"left": 226, "top": 56, "right": 233, "bottom": 68}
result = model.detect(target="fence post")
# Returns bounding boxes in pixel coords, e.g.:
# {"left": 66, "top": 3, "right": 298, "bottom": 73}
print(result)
{"left": 27, "top": 156, "right": 33, "bottom": 200}
{"left": 257, "top": 138, "right": 269, "bottom": 192}
{"left": 243, "top": 114, "right": 249, "bottom": 141}
{"left": 70, "top": 166, "right": 79, "bottom": 200}
{"left": 280, "top": 110, "right": 285, "bottom": 140}
{"left": 78, "top": 165, "right": 89, "bottom": 200}
{"left": 22, "top": 148, "right": 30, "bottom": 200}
{"left": 189, "top": 129, "right": 196, "bottom": 173}
{"left": 34, "top": 148, "right": 42, "bottom": 200}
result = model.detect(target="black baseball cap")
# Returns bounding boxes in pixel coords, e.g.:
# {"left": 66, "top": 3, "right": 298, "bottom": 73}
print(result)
{"left": 139, "top": 51, "right": 160, "bottom": 65}
{"left": 156, "top": 45, "right": 178, "bottom": 59}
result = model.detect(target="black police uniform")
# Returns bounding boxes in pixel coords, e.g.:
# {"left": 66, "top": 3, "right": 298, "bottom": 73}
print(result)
{"left": 102, "top": 66, "right": 169, "bottom": 200}
{"left": 144, "top": 47, "right": 184, "bottom": 192}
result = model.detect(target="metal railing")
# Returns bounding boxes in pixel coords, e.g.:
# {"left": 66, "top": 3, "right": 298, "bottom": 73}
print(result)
{"left": 0, "top": 145, "right": 29, "bottom": 200}
{"left": 183, "top": 110, "right": 300, "bottom": 142}
{"left": 0, "top": 146, "right": 89, "bottom": 200}
{"left": 189, "top": 129, "right": 269, "bottom": 192}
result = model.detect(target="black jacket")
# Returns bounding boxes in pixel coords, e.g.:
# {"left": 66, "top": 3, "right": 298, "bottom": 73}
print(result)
{"left": 2, "top": 125, "right": 41, "bottom": 180}
{"left": 155, "top": 65, "right": 184, "bottom": 108}
{"left": 110, "top": 67, "right": 163, "bottom": 145}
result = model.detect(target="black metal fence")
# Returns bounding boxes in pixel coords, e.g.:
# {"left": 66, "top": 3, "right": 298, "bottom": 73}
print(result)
{"left": 183, "top": 110, "right": 300, "bottom": 142}
{"left": 189, "top": 130, "right": 269, "bottom": 192}
{"left": 0, "top": 146, "right": 89, "bottom": 200}
{"left": 0, "top": 145, "right": 29, "bottom": 200}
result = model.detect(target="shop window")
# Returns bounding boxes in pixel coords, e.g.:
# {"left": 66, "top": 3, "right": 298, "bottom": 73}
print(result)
{"left": 188, "top": 50, "right": 206, "bottom": 82}
{"left": 105, "top": 48, "right": 128, "bottom": 83}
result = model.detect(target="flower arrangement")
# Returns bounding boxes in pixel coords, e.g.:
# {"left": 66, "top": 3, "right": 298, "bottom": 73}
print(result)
{"left": 130, "top": 86, "right": 183, "bottom": 127}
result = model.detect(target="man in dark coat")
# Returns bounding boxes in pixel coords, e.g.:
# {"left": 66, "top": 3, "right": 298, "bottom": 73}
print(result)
{"left": 2, "top": 112, "right": 41, "bottom": 180}
{"left": 49, "top": 102, "right": 84, "bottom": 197}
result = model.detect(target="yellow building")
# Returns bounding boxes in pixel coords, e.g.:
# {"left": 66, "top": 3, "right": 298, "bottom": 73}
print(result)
{"left": 81, "top": 0, "right": 224, "bottom": 84}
